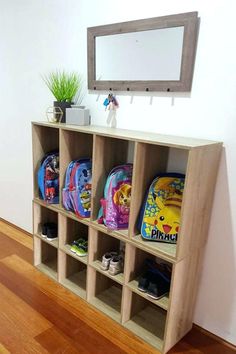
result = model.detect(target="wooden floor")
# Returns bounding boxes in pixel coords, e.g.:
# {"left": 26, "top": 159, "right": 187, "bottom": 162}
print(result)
{"left": 0, "top": 220, "right": 235, "bottom": 354}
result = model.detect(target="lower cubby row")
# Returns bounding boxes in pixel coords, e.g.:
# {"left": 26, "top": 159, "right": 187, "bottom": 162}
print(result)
{"left": 34, "top": 237, "right": 166, "bottom": 351}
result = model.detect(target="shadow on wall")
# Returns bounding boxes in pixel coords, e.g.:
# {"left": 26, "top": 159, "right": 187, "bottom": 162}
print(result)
{"left": 194, "top": 147, "right": 236, "bottom": 343}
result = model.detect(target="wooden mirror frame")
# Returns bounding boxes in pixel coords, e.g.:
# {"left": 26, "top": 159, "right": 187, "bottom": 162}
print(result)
{"left": 87, "top": 12, "right": 199, "bottom": 92}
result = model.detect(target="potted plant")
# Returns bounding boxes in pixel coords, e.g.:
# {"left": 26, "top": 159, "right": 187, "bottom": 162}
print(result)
{"left": 43, "top": 71, "right": 83, "bottom": 123}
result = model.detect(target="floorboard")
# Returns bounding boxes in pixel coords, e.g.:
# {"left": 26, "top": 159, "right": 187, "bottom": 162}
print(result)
{"left": 0, "top": 220, "right": 235, "bottom": 354}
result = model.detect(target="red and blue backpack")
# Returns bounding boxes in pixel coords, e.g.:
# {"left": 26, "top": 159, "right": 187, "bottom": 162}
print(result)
{"left": 37, "top": 152, "right": 59, "bottom": 204}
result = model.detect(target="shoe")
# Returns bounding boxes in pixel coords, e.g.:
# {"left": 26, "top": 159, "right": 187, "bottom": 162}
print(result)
{"left": 70, "top": 238, "right": 88, "bottom": 257}
{"left": 46, "top": 223, "right": 58, "bottom": 241}
{"left": 137, "top": 259, "right": 171, "bottom": 298}
{"left": 100, "top": 252, "right": 118, "bottom": 271}
{"left": 138, "top": 271, "right": 150, "bottom": 292}
{"left": 147, "top": 274, "right": 170, "bottom": 299}
{"left": 41, "top": 222, "right": 58, "bottom": 240}
{"left": 108, "top": 255, "right": 123, "bottom": 276}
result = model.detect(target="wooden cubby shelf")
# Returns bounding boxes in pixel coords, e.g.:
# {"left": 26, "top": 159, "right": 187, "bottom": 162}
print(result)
{"left": 32, "top": 121, "right": 222, "bottom": 353}
{"left": 58, "top": 250, "right": 87, "bottom": 299}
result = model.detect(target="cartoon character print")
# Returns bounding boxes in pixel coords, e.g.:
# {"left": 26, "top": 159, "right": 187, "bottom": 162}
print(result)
{"left": 45, "top": 156, "right": 59, "bottom": 202}
{"left": 113, "top": 183, "right": 131, "bottom": 225}
{"left": 80, "top": 184, "right": 91, "bottom": 211}
{"left": 143, "top": 177, "right": 184, "bottom": 237}
{"left": 78, "top": 168, "right": 92, "bottom": 214}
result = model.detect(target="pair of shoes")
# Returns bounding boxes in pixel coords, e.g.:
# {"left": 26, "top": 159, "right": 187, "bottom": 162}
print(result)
{"left": 100, "top": 252, "right": 123, "bottom": 275}
{"left": 138, "top": 259, "right": 171, "bottom": 300}
{"left": 70, "top": 238, "right": 88, "bottom": 257}
{"left": 41, "top": 222, "right": 58, "bottom": 241}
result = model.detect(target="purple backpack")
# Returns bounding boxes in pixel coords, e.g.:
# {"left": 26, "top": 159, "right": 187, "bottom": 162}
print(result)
{"left": 98, "top": 164, "right": 133, "bottom": 230}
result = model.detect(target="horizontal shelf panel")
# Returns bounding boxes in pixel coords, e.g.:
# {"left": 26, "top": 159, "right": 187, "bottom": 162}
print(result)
{"left": 132, "top": 234, "right": 176, "bottom": 261}
{"left": 90, "top": 221, "right": 129, "bottom": 240}
{"left": 36, "top": 262, "right": 57, "bottom": 280}
{"left": 60, "top": 270, "right": 87, "bottom": 300}
{"left": 127, "top": 280, "right": 169, "bottom": 311}
{"left": 60, "top": 244, "right": 88, "bottom": 265}
{"left": 32, "top": 122, "right": 221, "bottom": 149}
{"left": 34, "top": 233, "right": 58, "bottom": 248}
{"left": 33, "top": 198, "right": 61, "bottom": 213}
{"left": 90, "top": 260, "right": 124, "bottom": 285}
{"left": 90, "top": 285, "right": 122, "bottom": 323}
{"left": 124, "top": 305, "right": 165, "bottom": 352}
{"left": 33, "top": 198, "right": 90, "bottom": 226}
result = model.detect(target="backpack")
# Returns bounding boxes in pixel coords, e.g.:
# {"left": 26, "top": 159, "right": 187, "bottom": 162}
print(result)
{"left": 62, "top": 159, "right": 92, "bottom": 218}
{"left": 139, "top": 173, "right": 185, "bottom": 243}
{"left": 98, "top": 164, "right": 133, "bottom": 230}
{"left": 37, "top": 152, "right": 59, "bottom": 204}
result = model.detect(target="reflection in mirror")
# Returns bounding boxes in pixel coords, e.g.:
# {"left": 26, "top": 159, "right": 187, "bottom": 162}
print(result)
{"left": 96, "top": 27, "right": 184, "bottom": 81}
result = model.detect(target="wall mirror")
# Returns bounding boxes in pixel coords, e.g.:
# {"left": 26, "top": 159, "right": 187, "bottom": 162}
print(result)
{"left": 87, "top": 12, "right": 199, "bottom": 92}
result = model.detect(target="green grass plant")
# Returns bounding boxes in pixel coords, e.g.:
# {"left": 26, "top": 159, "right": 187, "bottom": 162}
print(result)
{"left": 43, "top": 71, "right": 83, "bottom": 102}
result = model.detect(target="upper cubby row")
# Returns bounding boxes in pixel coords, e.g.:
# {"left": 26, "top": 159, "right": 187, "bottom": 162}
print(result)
{"left": 32, "top": 122, "right": 222, "bottom": 261}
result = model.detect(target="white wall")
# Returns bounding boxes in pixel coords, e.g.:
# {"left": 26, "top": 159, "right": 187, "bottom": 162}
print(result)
{"left": 0, "top": 0, "right": 235, "bottom": 345}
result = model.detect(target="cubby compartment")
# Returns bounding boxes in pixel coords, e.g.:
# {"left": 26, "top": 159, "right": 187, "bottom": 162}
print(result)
{"left": 122, "top": 289, "right": 166, "bottom": 352}
{"left": 59, "top": 214, "right": 88, "bottom": 264}
{"left": 88, "top": 268, "right": 122, "bottom": 322}
{"left": 58, "top": 251, "right": 87, "bottom": 299}
{"left": 125, "top": 244, "right": 172, "bottom": 310}
{"left": 32, "top": 124, "right": 59, "bottom": 200}
{"left": 130, "top": 142, "right": 189, "bottom": 259}
{"left": 33, "top": 202, "right": 58, "bottom": 247}
{"left": 89, "top": 228, "right": 125, "bottom": 284}
{"left": 91, "top": 135, "right": 135, "bottom": 236}
{"left": 60, "top": 128, "right": 93, "bottom": 209}
{"left": 34, "top": 236, "right": 58, "bottom": 280}
{"left": 32, "top": 122, "right": 222, "bottom": 354}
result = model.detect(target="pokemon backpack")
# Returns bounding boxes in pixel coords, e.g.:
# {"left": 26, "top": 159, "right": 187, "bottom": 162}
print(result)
{"left": 37, "top": 152, "right": 59, "bottom": 204}
{"left": 98, "top": 164, "right": 133, "bottom": 230}
{"left": 62, "top": 159, "right": 92, "bottom": 218}
{"left": 139, "top": 173, "right": 185, "bottom": 243}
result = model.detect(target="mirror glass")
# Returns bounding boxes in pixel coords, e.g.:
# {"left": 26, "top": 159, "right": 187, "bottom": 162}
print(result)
{"left": 87, "top": 12, "right": 199, "bottom": 91}
{"left": 96, "top": 26, "right": 184, "bottom": 81}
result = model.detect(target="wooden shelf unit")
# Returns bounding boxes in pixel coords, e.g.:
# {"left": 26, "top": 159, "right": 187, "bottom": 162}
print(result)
{"left": 32, "top": 121, "right": 222, "bottom": 353}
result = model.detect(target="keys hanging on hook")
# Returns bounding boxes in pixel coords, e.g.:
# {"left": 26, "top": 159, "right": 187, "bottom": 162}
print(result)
{"left": 103, "top": 92, "right": 119, "bottom": 111}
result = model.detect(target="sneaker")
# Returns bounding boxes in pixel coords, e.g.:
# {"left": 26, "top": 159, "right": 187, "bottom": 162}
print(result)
{"left": 138, "top": 271, "right": 150, "bottom": 292}
{"left": 70, "top": 239, "right": 88, "bottom": 257}
{"left": 100, "top": 252, "right": 118, "bottom": 271}
{"left": 46, "top": 223, "right": 58, "bottom": 241}
{"left": 108, "top": 255, "right": 123, "bottom": 276}
{"left": 147, "top": 274, "right": 170, "bottom": 299}
{"left": 41, "top": 222, "right": 58, "bottom": 240}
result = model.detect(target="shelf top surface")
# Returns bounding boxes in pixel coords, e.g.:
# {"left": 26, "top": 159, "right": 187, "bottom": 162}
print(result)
{"left": 32, "top": 121, "right": 222, "bottom": 149}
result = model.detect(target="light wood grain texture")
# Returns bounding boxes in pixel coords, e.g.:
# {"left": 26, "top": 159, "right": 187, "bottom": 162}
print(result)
{"left": 177, "top": 144, "right": 222, "bottom": 259}
{"left": 32, "top": 123, "right": 59, "bottom": 199}
{"left": 127, "top": 279, "right": 169, "bottom": 311}
{"left": 163, "top": 249, "right": 202, "bottom": 353}
{"left": 90, "top": 284, "right": 122, "bottom": 323}
{"left": 129, "top": 142, "right": 169, "bottom": 238}
{"left": 31, "top": 122, "right": 223, "bottom": 353}
{"left": 33, "top": 121, "right": 221, "bottom": 148}
{"left": 91, "top": 260, "right": 124, "bottom": 285}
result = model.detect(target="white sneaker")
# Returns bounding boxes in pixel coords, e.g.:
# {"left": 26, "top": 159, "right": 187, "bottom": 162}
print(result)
{"left": 108, "top": 255, "right": 123, "bottom": 276}
{"left": 100, "top": 252, "right": 117, "bottom": 271}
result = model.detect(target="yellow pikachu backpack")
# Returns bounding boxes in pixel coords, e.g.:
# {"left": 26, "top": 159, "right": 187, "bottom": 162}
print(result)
{"left": 139, "top": 173, "right": 185, "bottom": 243}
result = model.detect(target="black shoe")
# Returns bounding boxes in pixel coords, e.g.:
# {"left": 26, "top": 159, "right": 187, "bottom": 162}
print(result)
{"left": 46, "top": 223, "right": 58, "bottom": 241}
{"left": 147, "top": 274, "right": 170, "bottom": 299}
{"left": 41, "top": 222, "right": 58, "bottom": 241}
{"left": 138, "top": 271, "right": 150, "bottom": 292}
